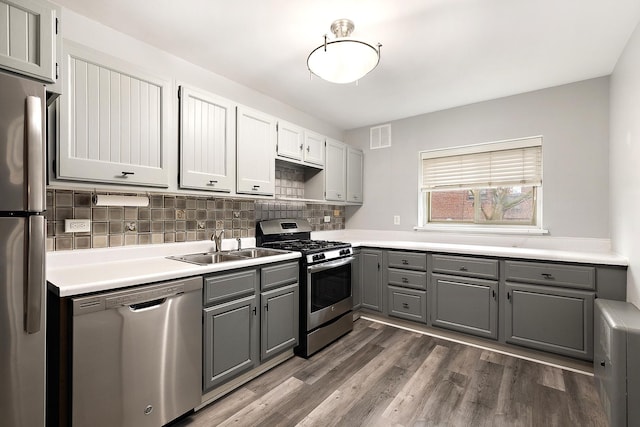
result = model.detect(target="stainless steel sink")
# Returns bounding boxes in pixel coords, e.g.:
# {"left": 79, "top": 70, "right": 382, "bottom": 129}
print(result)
{"left": 167, "top": 252, "right": 246, "bottom": 266}
{"left": 227, "top": 248, "right": 288, "bottom": 258}
{"left": 167, "top": 248, "right": 288, "bottom": 265}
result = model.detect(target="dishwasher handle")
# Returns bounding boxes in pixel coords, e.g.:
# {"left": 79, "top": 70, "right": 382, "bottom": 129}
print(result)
{"left": 129, "top": 298, "right": 167, "bottom": 311}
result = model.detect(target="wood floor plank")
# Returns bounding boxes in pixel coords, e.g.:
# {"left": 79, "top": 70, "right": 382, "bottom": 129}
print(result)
{"left": 176, "top": 319, "right": 609, "bottom": 427}
{"left": 297, "top": 329, "right": 418, "bottom": 427}
{"left": 216, "top": 376, "right": 304, "bottom": 427}
{"left": 381, "top": 344, "right": 450, "bottom": 425}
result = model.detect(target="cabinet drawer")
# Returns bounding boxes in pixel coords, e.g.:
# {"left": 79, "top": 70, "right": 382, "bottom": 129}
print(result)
{"left": 387, "top": 251, "right": 427, "bottom": 271}
{"left": 204, "top": 269, "right": 257, "bottom": 306}
{"left": 505, "top": 260, "right": 595, "bottom": 290}
{"left": 387, "top": 268, "right": 427, "bottom": 290}
{"left": 261, "top": 262, "right": 299, "bottom": 291}
{"left": 388, "top": 285, "right": 427, "bottom": 323}
{"left": 432, "top": 254, "right": 498, "bottom": 280}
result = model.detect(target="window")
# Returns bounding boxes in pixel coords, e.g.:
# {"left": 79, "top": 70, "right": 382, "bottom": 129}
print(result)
{"left": 418, "top": 137, "right": 543, "bottom": 232}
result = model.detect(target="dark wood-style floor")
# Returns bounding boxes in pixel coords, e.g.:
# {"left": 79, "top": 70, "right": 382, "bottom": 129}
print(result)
{"left": 174, "top": 319, "right": 607, "bottom": 427}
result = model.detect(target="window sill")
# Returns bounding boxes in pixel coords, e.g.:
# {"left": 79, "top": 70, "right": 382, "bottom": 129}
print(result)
{"left": 413, "top": 225, "right": 549, "bottom": 235}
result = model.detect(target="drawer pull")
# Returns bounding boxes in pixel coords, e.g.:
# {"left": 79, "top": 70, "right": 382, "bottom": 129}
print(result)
{"left": 492, "top": 290, "right": 496, "bottom": 299}
{"left": 402, "top": 302, "right": 409, "bottom": 309}
{"left": 541, "top": 273, "right": 555, "bottom": 280}
{"left": 459, "top": 266, "right": 468, "bottom": 272}
{"left": 401, "top": 259, "right": 409, "bottom": 265}
{"left": 401, "top": 277, "right": 409, "bottom": 283}
{"left": 600, "top": 360, "right": 606, "bottom": 367}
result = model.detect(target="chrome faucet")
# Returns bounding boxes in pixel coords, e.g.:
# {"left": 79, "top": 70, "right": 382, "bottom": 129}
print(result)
{"left": 236, "top": 238, "right": 242, "bottom": 250}
{"left": 211, "top": 230, "right": 224, "bottom": 252}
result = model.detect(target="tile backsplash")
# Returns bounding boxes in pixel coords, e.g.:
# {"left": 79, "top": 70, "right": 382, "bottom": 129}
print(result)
{"left": 46, "top": 188, "right": 345, "bottom": 251}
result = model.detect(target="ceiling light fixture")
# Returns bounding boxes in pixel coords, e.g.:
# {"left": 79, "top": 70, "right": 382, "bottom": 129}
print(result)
{"left": 307, "top": 19, "right": 381, "bottom": 84}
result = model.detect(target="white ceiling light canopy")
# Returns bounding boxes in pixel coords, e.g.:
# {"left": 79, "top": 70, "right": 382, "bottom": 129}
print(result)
{"left": 307, "top": 19, "right": 381, "bottom": 84}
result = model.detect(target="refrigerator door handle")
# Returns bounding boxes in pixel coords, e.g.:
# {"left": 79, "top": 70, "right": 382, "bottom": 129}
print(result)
{"left": 26, "top": 95, "right": 45, "bottom": 212}
{"left": 25, "top": 216, "right": 45, "bottom": 334}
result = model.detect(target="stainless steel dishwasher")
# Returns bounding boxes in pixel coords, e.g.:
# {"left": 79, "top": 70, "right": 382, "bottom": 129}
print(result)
{"left": 71, "top": 276, "right": 202, "bottom": 427}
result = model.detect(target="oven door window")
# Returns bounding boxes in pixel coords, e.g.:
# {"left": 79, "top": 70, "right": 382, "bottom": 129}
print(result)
{"left": 310, "top": 262, "right": 351, "bottom": 313}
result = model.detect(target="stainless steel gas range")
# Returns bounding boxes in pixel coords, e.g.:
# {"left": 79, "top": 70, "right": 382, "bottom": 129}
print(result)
{"left": 257, "top": 219, "right": 353, "bottom": 357}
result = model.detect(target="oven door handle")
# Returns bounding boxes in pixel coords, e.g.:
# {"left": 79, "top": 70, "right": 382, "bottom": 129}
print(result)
{"left": 307, "top": 256, "right": 354, "bottom": 273}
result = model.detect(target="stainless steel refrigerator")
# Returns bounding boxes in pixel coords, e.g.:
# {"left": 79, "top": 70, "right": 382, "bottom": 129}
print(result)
{"left": 0, "top": 71, "right": 46, "bottom": 427}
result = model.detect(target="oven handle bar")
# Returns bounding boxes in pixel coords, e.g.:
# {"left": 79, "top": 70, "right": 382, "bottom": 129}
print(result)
{"left": 307, "top": 256, "right": 354, "bottom": 273}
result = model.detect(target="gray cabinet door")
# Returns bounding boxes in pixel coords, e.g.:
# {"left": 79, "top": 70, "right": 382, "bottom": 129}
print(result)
{"left": 504, "top": 282, "right": 594, "bottom": 360}
{"left": 352, "top": 251, "right": 362, "bottom": 310}
{"left": 236, "top": 105, "right": 276, "bottom": 195}
{"left": 361, "top": 249, "right": 382, "bottom": 311}
{"left": 431, "top": 274, "right": 498, "bottom": 339}
{"left": 179, "top": 85, "right": 235, "bottom": 193}
{"left": 0, "top": 0, "right": 58, "bottom": 83}
{"left": 325, "top": 138, "right": 346, "bottom": 201}
{"left": 260, "top": 283, "right": 299, "bottom": 361}
{"left": 203, "top": 295, "right": 258, "bottom": 391}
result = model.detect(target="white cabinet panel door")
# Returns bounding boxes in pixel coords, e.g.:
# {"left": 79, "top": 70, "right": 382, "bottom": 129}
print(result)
{"left": 304, "top": 130, "right": 324, "bottom": 166}
{"left": 58, "top": 42, "right": 169, "bottom": 187}
{"left": 0, "top": 0, "right": 57, "bottom": 82}
{"left": 236, "top": 106, "right": 275, "bottom": 195}
{"left": 179, "top": 86, "right": 235, "bottom": 192}
{"left": 346, "top": 147, "right": 363, "bottom": 203}
{"left": 325, "top": 138, "right": 346, "bottom": 201}
{"left": 276, "top": 120, "right": 303, "bottom": 161}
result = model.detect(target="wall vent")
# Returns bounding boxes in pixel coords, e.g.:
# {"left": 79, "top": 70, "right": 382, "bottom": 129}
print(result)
{"left": 370, "top": 124, "right": 391, "bottom": 149}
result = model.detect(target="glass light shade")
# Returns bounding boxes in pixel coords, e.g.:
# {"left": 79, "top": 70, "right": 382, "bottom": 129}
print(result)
{"left": 307, "top": 38, "right": 380, "bottom": 84}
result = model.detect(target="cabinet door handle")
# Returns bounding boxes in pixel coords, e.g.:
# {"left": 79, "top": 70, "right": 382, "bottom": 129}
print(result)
{"left": 401, "top": 259, "right": 409, "bottom": 265}
{"left": 401, "top": 277, "right": 409, "bottom": 284}
{"left": 402, "top": 302, "right": 409, "bottom": 309}
{"left": 252, "top": 307, "right": 257, "bottom": 315}
{"left": 118, "top": 171, "right": 134, "bottom": 178}
{"left": 299, "top": 144, "right": 303, "bottom": 150}
{"left": 492, "top": 290, "right": 496, "bottom": 299}
{"left": 507, "top": 291, "right": 511, "bottom": 301}
{"left": 252, "top": 185, "right": 260, "bottom": 190}
{"left": 306, "top": 145, "right": 310, "bottom": 152}
{"left": 265, "top": 303, "right": 269, "bottom": 312}
{"left": 600, "top": 360, "right": 606, "bottom": 367}
{"left": 541, "top": 273, "right": 555, "bottom": 280}
{"left": 208, "top": 180, "right": 218, "bottom": 185}
{"left": 459, "top": 266, "right": 468, "bottom": 272}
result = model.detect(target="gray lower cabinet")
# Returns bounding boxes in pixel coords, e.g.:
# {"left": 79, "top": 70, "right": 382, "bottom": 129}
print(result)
{"left": 388, "top": 285, "right": 427, "bottom": 323}
{"left": 203, "top": 262, "right": 299, "bottom": 392}
{"left": 203, "top": 294, "right": 258, "bottom": 391}
{"left": 260, "top": 283, "right": 298, "bottom": 361}
{"left": 352, "top": 249, "right": 362, "bottom": 310}
{"left": 361, "top": 249, "right": 383, "bottom": 311}
{"left": 504, "top": 282, "right": 594, "bottom": 360}
{"left": 431, "top": 273, "right": 498, "bottom": 339}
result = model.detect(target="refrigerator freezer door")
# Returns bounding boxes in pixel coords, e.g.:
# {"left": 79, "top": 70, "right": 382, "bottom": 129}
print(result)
{"left": 0, "top": 216, "right": 45, "bottom": 426}
{"left": 0, "top": 72, "right": 46, "bottom": 213}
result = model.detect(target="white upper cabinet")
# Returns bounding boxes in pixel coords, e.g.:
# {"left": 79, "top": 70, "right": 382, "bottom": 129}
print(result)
{"left": 346, "top": 147, "right": 363, "bottom": 204}
{"left": 236, "top": 105, "right": 276, "bottom": 195}
{"left": 179, "top": 86, "right": 235, "bottom": 193}
{"left": 325, "top": 138, "right": 347, "bottom": 201}
{"left": 276, "top": 120, "right": 304, "bottom": 161}
{"left": 0, "top": 0, "right": 58, "bottom": 83}
{"left": 57, "top": 42, "right": 170, "bottom": 187}
{"left": 303, "top": 130, "right": 325, "bottom": 167}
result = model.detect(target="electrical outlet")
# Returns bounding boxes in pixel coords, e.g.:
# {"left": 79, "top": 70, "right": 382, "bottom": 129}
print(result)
{"left": 324, "top": 215, "right": 331, "bottom": 223}
{"left": 65, "top": 219, "right": 91, "bottom": 233}
{"left": 393, "top": 215, "right": 400, "bottom": 225}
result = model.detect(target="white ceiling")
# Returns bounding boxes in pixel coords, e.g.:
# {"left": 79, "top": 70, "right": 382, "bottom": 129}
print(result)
{"left": 54, "top": 0, "right": 640, "bottom": 131}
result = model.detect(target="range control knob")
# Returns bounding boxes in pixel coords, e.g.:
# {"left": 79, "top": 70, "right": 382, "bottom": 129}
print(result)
{"left": 339, "top": 249, "right": 351, "bottom": 256}
{"left": 312, "top": 253, "right": 326, "bottom": 261}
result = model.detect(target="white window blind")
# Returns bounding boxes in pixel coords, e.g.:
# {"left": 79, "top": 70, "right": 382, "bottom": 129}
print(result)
{"left": 420, "top": 137, "right": 542, "bottom": 192}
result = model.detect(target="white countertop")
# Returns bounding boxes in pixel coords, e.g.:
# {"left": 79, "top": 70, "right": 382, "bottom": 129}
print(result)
{"left": 311, "top": 230, "right": 628, "bottom": 267}
{"left": 47, "top": 239, "right": 300, "bottom": 297}
{"left": 48, "top": 231, "right": 628, "bottom": 297}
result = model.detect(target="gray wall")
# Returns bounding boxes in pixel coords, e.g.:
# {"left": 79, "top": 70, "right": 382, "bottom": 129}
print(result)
{"left": 344, "top": 77, "right": 610, "bottom": 239}
{"left": 610, "top": 21, "right": 640, "bottom": 307}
